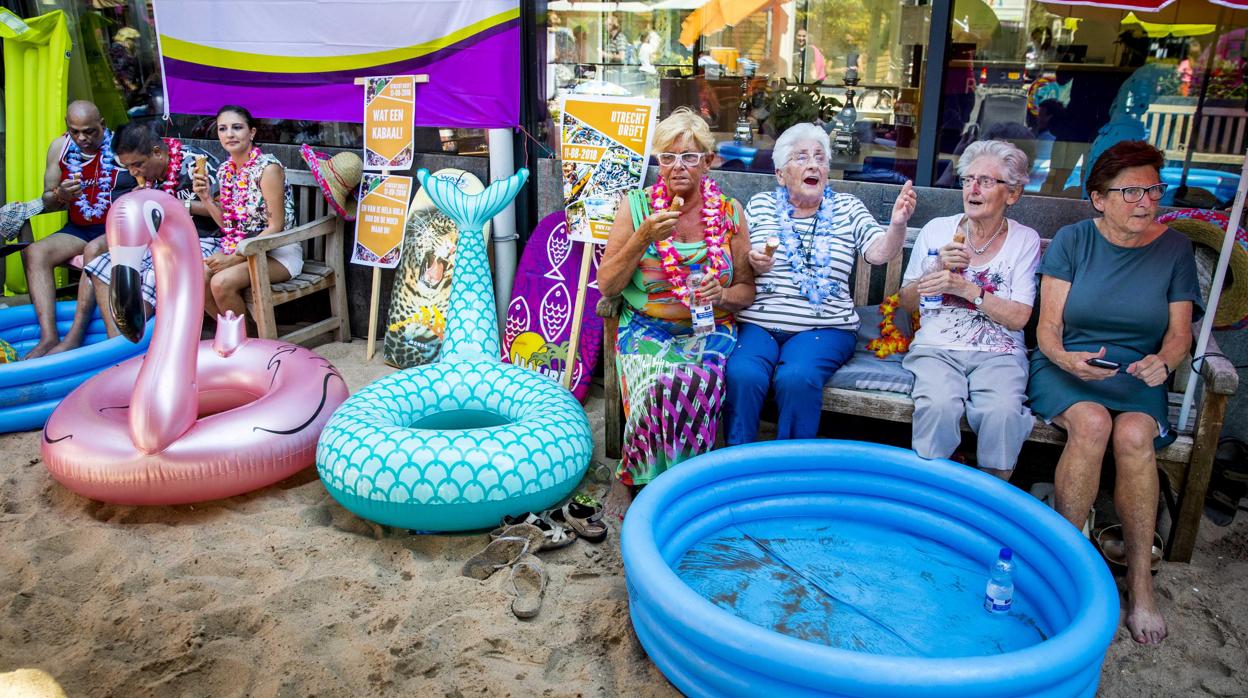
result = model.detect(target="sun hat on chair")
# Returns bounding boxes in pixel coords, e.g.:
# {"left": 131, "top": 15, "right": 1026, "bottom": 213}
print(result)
{"left": 1, "top": 198, "right": 44, "bottom": 242}
{"left": 299, "top": 145, "right": 364, "bottom": 222}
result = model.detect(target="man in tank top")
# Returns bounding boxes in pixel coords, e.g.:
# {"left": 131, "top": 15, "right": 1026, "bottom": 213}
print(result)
{"left": 20, "top": 100, "right": 136, "bottom": 359}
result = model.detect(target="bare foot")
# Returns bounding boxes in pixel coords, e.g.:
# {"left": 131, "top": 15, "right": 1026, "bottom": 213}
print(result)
{"left": 1125, "top": 578, "right": 1167, "bottom": 645}
{"left": 46, "top": 335, "right": 84, "bottom": 356}
{"left": 604, "top": 478, "right": 634, "bottom": 526}
{"left": 22, "top": 339, "right": 58, "bottom": 360}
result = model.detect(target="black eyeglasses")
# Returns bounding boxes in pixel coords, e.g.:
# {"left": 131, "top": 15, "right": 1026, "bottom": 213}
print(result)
{"left": 959, "top": 175, "right": 1010, "bottom": 190}
{"left": 657, "top": 152, "right": 705, "bottom": 166}
{"left": 1105, "top": 183, "right": 1167, "bottom": 203}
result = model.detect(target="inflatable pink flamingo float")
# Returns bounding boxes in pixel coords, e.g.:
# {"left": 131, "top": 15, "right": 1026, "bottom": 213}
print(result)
{"left": 42, "top": 189, "right": 348, "bottom": 504}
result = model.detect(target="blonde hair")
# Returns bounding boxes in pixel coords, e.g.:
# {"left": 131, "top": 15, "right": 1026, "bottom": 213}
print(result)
{"left": 653, "top": 107, "right": 714, "bottom": 154}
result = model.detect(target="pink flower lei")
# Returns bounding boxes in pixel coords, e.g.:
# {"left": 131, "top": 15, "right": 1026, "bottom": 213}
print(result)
{"left": 649, "top": 175, "right": 730, "bottom": 307}
{"left": 139, "top": 138, "right": 184, "bottom": 195}
{"left": 217, "top": 147, "right": 261, "bottom": 254}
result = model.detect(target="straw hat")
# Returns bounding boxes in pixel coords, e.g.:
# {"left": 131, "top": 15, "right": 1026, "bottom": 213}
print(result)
{"left": 299, "top": 145, "right": 363, "bottom": 222}
{"left": 1158, "top": 209, "right": 1248, "bottom": 330}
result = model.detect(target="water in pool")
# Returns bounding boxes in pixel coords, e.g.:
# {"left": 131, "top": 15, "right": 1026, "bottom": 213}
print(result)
{"left": 675, "top": 517, "right": 1049, "bottom": 657}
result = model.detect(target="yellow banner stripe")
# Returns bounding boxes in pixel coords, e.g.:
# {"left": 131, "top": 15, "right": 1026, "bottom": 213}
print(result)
{"left": 159, "top": 7, "right": 518, "bottom": 74}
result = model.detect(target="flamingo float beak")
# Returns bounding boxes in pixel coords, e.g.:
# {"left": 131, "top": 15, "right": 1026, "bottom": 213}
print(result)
{"left": 110, "top": 264, "right": 145, "bottom": 343}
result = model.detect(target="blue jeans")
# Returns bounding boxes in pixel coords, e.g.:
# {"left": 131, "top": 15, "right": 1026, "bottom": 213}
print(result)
{"left": 724, "top": 322, "right": 856, "bottom": 445}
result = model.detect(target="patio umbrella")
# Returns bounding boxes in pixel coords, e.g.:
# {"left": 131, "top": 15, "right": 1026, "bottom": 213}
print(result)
{"left": 679, "top": 0, "right": 777, "bottom": 48}
{"left": 1179, "top": 150, "right": 1248, "bottom": 429}
{"left": 1120, "top": 11, "right": 1217, "bottom": 35}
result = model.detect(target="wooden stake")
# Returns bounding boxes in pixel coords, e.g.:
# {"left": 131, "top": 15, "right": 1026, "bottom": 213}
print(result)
{"left": 562, "top": 242, "right": 596, "bottom": 389}
{"left": 365, "top": 265, "right": 383, "bottom": 360}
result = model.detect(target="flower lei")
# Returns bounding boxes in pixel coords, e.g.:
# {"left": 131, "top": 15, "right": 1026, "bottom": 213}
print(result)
{"left": 650, "top": 175, "right": 730, "bottom": 307}
{"left": 156, "top": 139, "right": 185, "bottom": 194}
{"left": 775, "top": 185, "right": 840, "bottom": 312}
{"left": 217, "top": 147, "right": 261, "bottom": 254}
{"left": 65, "top": 128, "right": 115, "bottom": 222}
{"left": 866, "top": 293, "right": 918, "bottom": 358}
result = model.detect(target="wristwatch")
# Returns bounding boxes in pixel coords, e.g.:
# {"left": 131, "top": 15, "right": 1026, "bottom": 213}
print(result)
{"left": 184, "top": 199, "right": 193, "bottom": 212}
{"left": 972, "top": 288, "right": 985, "bottom": 307}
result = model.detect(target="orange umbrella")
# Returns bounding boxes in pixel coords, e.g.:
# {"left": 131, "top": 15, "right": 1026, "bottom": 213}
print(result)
{"left": 679, "top": 0, "right": 777, "bottom": 48}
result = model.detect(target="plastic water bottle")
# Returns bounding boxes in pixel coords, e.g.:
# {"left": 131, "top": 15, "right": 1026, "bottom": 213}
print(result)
{"left": 920, "top": 248, "right": 944, "bottom": 316}
{"left": 687, "top": 264, "right": 715, "bottom": 336}
{"left": 984, "top": 547, "right": 1016, "bottom": 614}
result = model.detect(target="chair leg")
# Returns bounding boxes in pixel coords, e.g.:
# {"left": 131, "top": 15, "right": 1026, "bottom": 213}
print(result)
{"left": 327, "top": 221, "right": 351, "bottom": 342}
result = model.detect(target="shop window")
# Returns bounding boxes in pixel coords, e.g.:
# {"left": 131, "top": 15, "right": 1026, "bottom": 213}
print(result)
{"left": 543, "top": 0, "right": 931, "bottom": 185}
{"left": 936, "top": 0, "right": 1246, "bottom": 206}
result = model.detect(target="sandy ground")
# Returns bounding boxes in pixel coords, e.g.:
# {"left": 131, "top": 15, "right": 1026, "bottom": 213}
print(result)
{"left": 1, "top": 340, "right": 1247, "bottom": 697}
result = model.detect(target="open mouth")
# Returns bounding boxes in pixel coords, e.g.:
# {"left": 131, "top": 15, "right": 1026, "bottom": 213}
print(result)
{"left": 802, "top": 176, "right": 819, "bottom": 186}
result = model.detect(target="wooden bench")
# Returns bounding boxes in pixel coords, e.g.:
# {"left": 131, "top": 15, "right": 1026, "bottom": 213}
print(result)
{"left": 236, "top": 169, "right": 350, "bottom": 346}
{"left": 1145, "top": 104, "right": 1248, "bottom": 167}
{"left": 597, "top": 240, "right": 1239, "bottom": 563}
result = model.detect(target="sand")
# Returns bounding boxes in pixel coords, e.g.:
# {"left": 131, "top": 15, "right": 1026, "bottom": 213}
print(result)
{"left": 2, "top": 341, "right": 1247, "bottom": 697}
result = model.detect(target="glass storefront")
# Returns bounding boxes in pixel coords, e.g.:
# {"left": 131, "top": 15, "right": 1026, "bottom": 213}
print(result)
{"left": 3, "top": 0, "right": 1244, "bottom": 206}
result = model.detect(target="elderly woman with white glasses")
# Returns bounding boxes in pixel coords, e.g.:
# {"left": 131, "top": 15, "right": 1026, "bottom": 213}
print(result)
{"left": 898, "top": 139, "right": 1042, "bottom": 480}
{"left": 723, "top": 122, "right": 916, "bottom": 445}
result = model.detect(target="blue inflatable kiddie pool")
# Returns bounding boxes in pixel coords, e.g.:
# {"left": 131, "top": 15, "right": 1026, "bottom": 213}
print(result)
{"left": 0, "top": 301, "right": 153, "bottom": 433}
{"left": 622, "top": 440, "right": 1119, "bottom": 697}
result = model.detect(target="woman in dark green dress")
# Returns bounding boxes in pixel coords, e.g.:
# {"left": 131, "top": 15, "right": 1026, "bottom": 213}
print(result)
{"left": 1028, "top": 141, "right": 1203, "bottom": 647}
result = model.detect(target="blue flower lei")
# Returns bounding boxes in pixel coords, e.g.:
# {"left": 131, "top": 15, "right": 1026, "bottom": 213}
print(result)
{"left": 775, "top": 185, "right": 840, "bottom": 310}
{"left": 65, "top": 128, "right": 115, "bottom": 222}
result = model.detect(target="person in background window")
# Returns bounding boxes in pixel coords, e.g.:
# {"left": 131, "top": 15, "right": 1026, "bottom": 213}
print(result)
{"left": 898, "top": 140, "right": 1041, "bottom": 480}
{"left": 1177, "top": 41, "right": 1200, "bottom": 97}
{"left": 109, "top": 27, "right": 142, "bottom": 107}
{"left": 193, "top": 105, "right": 299, "bottom": 322}
{"left": 1028, "top": 141, "right": 1202, "bottom": 646}
{"left": 791, "top": 28, "right": 827, "bottom": 83}
{"left": 603, "top": 15, "right": 630, "bottom": 64}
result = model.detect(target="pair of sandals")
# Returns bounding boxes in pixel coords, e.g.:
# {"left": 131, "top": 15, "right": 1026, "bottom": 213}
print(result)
{"left": 488, "top": 496, "right": 609, "bottom": 547}
{"left": 460, "top": 523, "right": 548, "bottom": 619}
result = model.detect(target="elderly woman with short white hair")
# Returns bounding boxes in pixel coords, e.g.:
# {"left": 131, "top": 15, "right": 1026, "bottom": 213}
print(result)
{"left": 898, "top": 139, "right": 1042, "bottom": 480}
{"left": 724, "top": 123, "right": 916, "bottom": 445}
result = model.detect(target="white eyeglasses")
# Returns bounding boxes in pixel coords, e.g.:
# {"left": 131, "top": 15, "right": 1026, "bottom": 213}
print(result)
{"left": 789, "top": 152, "right": 828, "bottom": 167}
{"left": 658, "top": 152, "right": 705, "bottom": 166}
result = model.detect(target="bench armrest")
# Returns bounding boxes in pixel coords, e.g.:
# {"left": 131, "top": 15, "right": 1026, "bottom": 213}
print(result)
{"left": 1199, "top": 332, "right": 1239, "bottom": 396}
{"left": 235, "top": 215, "right": 340, "bottom": 256}
{"left": 597, "top": 295, "right": 623, "bottom": 319}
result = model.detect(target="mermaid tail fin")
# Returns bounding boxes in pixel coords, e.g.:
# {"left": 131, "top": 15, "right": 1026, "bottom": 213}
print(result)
{"left": 415, "top": 168, "right": 528, "bottom": 361}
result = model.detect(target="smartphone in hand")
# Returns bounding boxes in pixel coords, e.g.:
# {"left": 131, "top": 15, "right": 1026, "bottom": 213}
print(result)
{"left": 1085, "top": 357, "right": 1121, "bottom": 370}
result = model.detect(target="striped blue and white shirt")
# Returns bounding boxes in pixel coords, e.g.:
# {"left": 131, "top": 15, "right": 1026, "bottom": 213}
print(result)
{"left": 737, "top": 190, "right": 886, "bottom": 333}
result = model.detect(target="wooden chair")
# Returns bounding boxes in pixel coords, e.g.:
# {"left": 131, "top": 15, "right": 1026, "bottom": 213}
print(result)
{"left": 1144, "top": 103, "right": 1248, "bottom": 167}
{"left": 235, "top": 169, "right": 350, "bottom": 345}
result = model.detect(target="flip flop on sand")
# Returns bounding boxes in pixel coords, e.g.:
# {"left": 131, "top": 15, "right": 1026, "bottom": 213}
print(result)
{"left": 461, "top": 535, "right": 531, "bottom": 580}
{"left": 509, "top": 554, "right": 546, "bottom": 619}
{"left": 550, "top": 500, "right": 608, "bottom": 544}
{"left": 491, "top": 512, "right": 578, "bottom": 550}
{"left": 1095, "top": 524, "right": 1163, "bottom": 575}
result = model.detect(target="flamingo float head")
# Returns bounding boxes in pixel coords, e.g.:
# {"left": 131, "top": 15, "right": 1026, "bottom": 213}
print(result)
{"left": 103, "top": 189, "right": 198, "bottom": 343}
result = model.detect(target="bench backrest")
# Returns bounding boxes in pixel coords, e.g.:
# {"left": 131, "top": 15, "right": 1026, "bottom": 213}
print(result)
{"left": 1144, "top": 103, "right": 1248, "bottom": 162}
{"left": 284, "top": 169, "right": 333, "bottom": 261}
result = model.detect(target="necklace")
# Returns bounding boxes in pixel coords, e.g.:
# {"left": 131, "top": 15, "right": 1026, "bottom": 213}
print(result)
{"left": 217, "top": 147, "right": 261, "bottom": 254}
{"left": 775, "top": 185, "right": 840, "bottom": 311}
{"left": 140, "top": 138, "right": 185, "bottom": 195}
{"left": 65, "top": 129, "right": 115, "bottom": 222}
{"left": 649, "top": 176, "right": 730, "bottom": 308}
{"left": 967, "top": 217, "right": 1007, "bottom": 255}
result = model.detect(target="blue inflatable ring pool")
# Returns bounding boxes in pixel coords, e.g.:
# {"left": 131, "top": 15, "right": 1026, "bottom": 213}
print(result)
{"left": 622, "top": 440, "right": 1119, "bottom": 697}
{"left": 316, "top": 358, "right": 592, "bottom": 531}
{"left": 0, "top": 301, "right": 153, "bottom": 433}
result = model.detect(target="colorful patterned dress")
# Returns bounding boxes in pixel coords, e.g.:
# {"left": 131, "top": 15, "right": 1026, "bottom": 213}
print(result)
{"left": 616, "top": 188, "right": 739, "bottom": 486}
{"left": 208, "top": 152, "right": 301, "bottom": 276}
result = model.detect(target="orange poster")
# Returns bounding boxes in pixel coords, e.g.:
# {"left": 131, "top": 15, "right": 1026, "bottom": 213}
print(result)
{"left": 560, "top": 95, "right": 657, "bottom": 244}
{"left": 352, "top": 172, "right": 412, "bottom": 268}
{"left": 363, "top": 75, "right": 416, "bottom": 170}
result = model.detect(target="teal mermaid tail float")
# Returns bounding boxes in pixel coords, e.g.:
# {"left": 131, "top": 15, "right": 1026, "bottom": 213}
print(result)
{"left": 316, "top": 169, "right": 594, "bottom": 531}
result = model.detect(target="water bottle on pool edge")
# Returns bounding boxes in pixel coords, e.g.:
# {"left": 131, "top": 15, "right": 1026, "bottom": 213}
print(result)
{"left": 920, "top": 248, "right": 943, "bottom": 316}
{"left": 984, "top": 547, "right": 1015, "bottom": 614}
{"left": 688, "top": 264, "right": 715, "bottom": 336}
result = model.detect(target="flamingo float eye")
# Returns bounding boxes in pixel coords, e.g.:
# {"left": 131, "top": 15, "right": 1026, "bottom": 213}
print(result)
{"left": 148, "top": 207, "right": 163, "bottom": 233}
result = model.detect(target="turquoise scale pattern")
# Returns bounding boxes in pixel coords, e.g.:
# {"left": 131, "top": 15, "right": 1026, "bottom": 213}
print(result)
{"left": 317, "top": 169, "right": 594, "bottom": 531}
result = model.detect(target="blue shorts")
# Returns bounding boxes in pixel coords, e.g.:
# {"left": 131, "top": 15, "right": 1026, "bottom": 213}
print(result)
{"left": 54, "top": 222, "right": 106, "bottom": 243}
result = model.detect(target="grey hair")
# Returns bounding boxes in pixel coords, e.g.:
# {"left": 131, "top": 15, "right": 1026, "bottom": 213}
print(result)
{"left": 957, "top": 140, "right": 1030, "bottom": 190}
{"left": 773, "top": 123, "right": 830, "bottom": 170}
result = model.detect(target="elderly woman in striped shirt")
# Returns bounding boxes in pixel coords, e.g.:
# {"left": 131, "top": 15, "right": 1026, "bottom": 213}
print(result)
{"left": 723, "top": 123, "right": 916, "bottom": 444}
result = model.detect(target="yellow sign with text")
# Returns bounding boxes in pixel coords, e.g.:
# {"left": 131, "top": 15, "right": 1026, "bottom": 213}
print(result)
{"left": 562, "top": 100, "right": 653, "bottom": 155}
{"left": 352, "top": 173, "right": 412, "bottom": 268}
{"left": 363, "top": 75, "right": 416, "bottom": 170}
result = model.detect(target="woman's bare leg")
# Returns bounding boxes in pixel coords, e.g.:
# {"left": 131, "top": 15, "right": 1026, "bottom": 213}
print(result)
{"left": 1112, "top": 411, "right": 1167, "bottom": 645}
{"left": 1052, "top": 401, "right": 1113, "bottom": 530}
